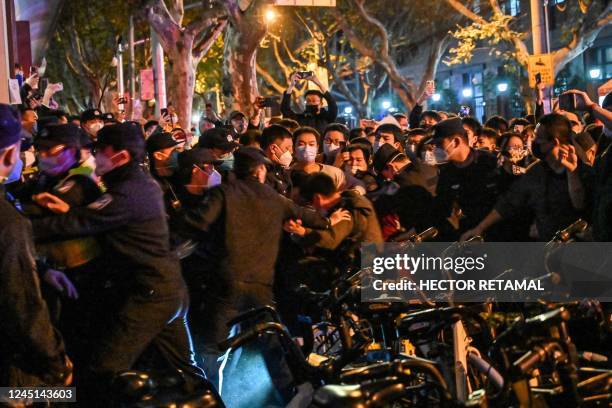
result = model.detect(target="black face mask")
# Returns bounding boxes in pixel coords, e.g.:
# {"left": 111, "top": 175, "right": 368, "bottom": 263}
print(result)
{"left": 305, "top": 105, "right": 318, "bottom": 114}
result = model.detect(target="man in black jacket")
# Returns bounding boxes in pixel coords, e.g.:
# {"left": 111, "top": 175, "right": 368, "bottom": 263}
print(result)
{"left": 31, "top": 122, "right": 204, "bottom": 404}
{"left": 182, "top": 147, "right": 336, "bottom": 339}
{"left": 261, "top": 124, "right": 294, "bottom": 197}
{"left": 281, "top": 72, "right": 337, "bottom": 135}
{"left": 0, "top": 104, "right": 72, "bottom": 389}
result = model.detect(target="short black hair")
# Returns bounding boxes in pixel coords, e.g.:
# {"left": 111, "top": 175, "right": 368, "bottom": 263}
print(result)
{"left": 484, "top": 115, "right": 509, "bottom": 133}
{"left": 421, "top": 110, "right": 442, "bottom": 122}
{"left": 498, "top": 132, "right": 523, "bottom": 151}
{"left": 376, "top": 124, "right": 402, "bottom": 143}
{"left": 300, "top": 172, "right": 337, "bottom": 202}
{"left": 261, "top": 124, "right": 292, "bottom": 150}
{"left": 293, "top": 126, "right": 321, "bottom": 146}
{"left": 144, "top": 120, "right": 159, "bottom": 132}
{"left": 276, "top": 118, "right": 300, "bottom": 133}
{"left": 239, "top": 129, "right": 262, "bottom": 147}
{"left": 407, "top": 128, "right": 429, "bottom": 138}
{"left": 304, "top": 89, "right": 324, "bottom": 99}
{"left": 18, "top": 105, "right": 34, "bottom": 115}
{"left": 479, "top": 127, "right": 499, "bottom": 141}
{"left": 509, "top": 118, "right": 530, "bottom": 128}
{"left": 525, "top": 114, "right": 537, "bottom": 126}
{"left": 584, "top": 123, "right": 602, "bottom": 143}
{"left": 461, "top": 117, "right": 482, "bottom": 136}
{"left": 537, "top": 113, "right": 572, "bottom": 145}
{"left": 602, "top": 92, "right": 611, "bottom": 110}
{"left": 347, "top": 143, "right": 372, "bottom": 163}
{"left": 349, "top": 127, "right": 366, "bottom": 141}
{"left": 323, "top": 123, "right": 349, "bottom": 140}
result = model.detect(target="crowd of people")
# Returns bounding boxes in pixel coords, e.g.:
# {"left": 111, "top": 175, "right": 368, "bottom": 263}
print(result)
{"left": 1, "top": 68, "right": 611, "bottom": 406}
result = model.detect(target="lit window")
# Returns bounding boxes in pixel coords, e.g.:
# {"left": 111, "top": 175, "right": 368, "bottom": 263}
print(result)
{"left": 509, "top": 0, "right": 520, "bottom": 16}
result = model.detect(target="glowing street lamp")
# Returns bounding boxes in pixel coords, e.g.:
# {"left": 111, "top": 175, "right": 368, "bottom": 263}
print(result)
{"left": 265, "top": 8, "right": 278, "bottom": 24}
{"left": 462, "top": 88, "right": 473, "bottom": 98}
{"left": 344, "top": 106, "right": 353, "bottom": 114}
{"left": 381, "top": 100, "right": 392, "bottom": 110}
{"left": 497, "top": 82, "right": 509, "bottom": 93}
{"left": 432, "top": 93, "right": 441, "bottom": 102}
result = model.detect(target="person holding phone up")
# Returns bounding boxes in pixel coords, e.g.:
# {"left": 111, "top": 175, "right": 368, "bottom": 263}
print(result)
{"left": 281, "top": 71, "right": 338, "bottom": 135}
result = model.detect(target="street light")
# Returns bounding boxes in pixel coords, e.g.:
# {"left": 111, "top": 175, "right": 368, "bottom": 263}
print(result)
{"left": 589, "top": 68, "right": 601, "bottom": 79}
{"left": 497, "top": 82, "right": 509, "bottom": 93}
{"left": 344, "top": 106, "right": 353, "bottom": 114}
{"left": 382, "top": 100, "right": 392, "bottom": 110}
{"left": 432, "top": 93, "right": 441, "bottom": 102}
{"left": 462, "top": 88, "right": 473, "bottom": 98}
{"left": 192, "top": 113, "right": 201, "bottom": 124}
{"left": 265, "top": 8, "right": 277, "bottom": 23}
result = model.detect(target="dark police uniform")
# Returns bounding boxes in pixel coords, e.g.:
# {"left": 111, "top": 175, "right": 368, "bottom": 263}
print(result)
{"left": 0, "top": 185, "right": 70, "bottom": 387}
{"left": 0, "top": 103, "right": 70, "bottom": 388}
{"left": 436, "top": 149, "right": 501, "bottom": 237}
{"left": 31, "top": 123, "right": 204, "bottom": 403}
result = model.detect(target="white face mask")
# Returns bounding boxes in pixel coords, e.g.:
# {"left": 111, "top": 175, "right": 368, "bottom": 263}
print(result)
{"left": 422, "top": 150, "right": 437, "bottom": 166}
{"left": 276, "top": 149, "right": 293, "bottom": 168}
{"left": 88, "top": 122, "right": 104, "bottom": 136}
{"left": 323, "top": 142, "right": 340, "bottom": 155}
{"left": 207, "top": 169, "right": 222, "bottom": 188}
{"left": 296, "top": 145, "right": 317, "bottom": 163}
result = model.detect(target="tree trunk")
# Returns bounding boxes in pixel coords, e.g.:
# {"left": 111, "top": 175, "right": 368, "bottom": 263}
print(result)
{"left": 167, "top": 36, "right": 196, "bottom": 130}
{"left": 226, "top": 29, "right": 260, "bottom": 117}
{"left": 224, "top": 1, "right": 268, "bottom": 117}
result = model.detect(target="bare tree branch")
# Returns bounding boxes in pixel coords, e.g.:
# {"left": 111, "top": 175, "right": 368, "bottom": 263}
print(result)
{"left": 446, "top": 0, "right": 487, "bottom": 24}
{"left": 256, "top": 62, "right": 285, "bottom": 94}
{"left": 552, "top": 4, "right": 611, "bottom": 72}
{"left": 146, "top": 0, "right": 181, "bottom": 51}
{"left": 192, "top": 19, "right": 228, "bottom": 62}
{"left": 167, "top": 0, "right": 184, "bottom": 26}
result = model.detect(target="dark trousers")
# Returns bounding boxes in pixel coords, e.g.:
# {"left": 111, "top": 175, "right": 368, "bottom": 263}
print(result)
{"left": 79, "top": 290, "right": 205, "bottom": 407}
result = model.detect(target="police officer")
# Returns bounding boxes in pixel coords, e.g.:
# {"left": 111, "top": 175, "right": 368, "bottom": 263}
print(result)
{"left": 80, "top": 108, "right": 104, "bottom": 142}
{"left": 168, "top": 148, "right": 223, "bottom": 371}
{"left": 31, "top": 122, "right": 204, "bottom": 404}
{"left": 432, "top": 117, "right": 501, "bottom": 240}
{"left": 25, "top": 124, "right": 103, "bottom": 372}
{"left": 146, "top": 130, "right": 183, "bottom": 211}
{"left": 0, "top": 104, "right": 72, "bottom": 389}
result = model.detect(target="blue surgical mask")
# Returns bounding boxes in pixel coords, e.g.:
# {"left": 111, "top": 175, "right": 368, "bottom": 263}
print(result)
{"left": 218, "top": 153, "right": 234, "bottom": 171}
{"left": 6, "top": 157, "right": 23, "bottom": 184}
